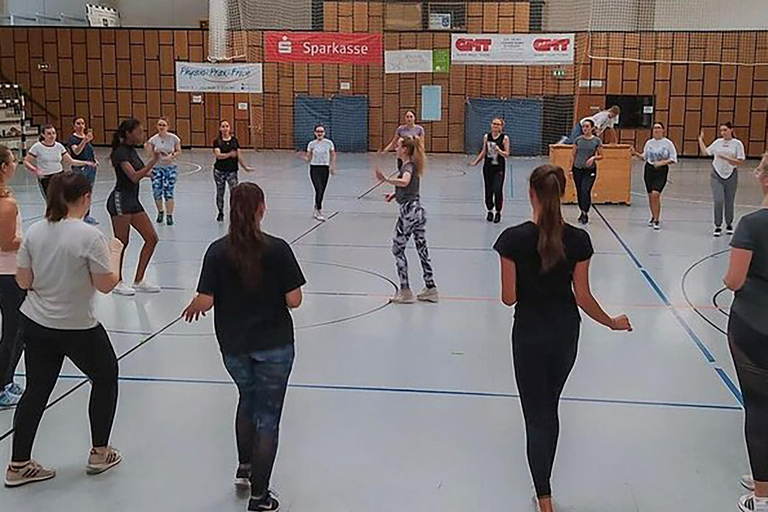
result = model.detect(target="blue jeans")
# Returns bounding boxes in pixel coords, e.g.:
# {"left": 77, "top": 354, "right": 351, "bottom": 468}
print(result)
{"left": 564, "top": 123, "right": 583, "bottom": 144}
{"left": 74, "top": 165, "right": 97, "bottom": 217}
{"left": 223, "top": 343, "right": 294, "bottom": 496}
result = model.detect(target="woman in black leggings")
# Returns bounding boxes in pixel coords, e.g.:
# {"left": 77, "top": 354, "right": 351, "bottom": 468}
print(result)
{"left": 494, "top": 164, "right": 631, "bottom": 512}
{"left": 4, "top": 171, "right": 124, "bottom": 488}
{"left": 470, "top": 118, "right": 510, "bottom": 223}
{"left": 724, "top": 154, "right": 768, "bottom": 512}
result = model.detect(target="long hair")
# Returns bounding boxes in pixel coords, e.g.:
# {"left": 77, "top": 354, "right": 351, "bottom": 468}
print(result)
{"left": 400, "top": 135, "right": 426, "bottom": 177}
{"left": 45, "top": 171, "right": 92, "bottom": 222}
{"left": 0, "top": 145, "right": 14, "bottom": 198}
{"left": 111, "top": 118, "right": 140, "bottom": 154}
{"left": 227, "top": 182, "right": 267, "bottom": 290}
{"left": 758, "top": 153, "right": 768, "bottom": 183}
{"left": 530, "top": 165, "right": 567, "bottom": 272}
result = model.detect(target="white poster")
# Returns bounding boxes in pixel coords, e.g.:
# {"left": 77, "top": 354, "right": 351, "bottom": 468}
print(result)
{"left": 85, "top": 4, "right": 121, "bottom": 27}
{"left": 385, "top": 50, "right": 433, "bottom": 74}
{"left": 175, "top": 62, "right": 264, "bottom": 93}
{"left": 451, "top": 33, "right": 575, "bottom": 66}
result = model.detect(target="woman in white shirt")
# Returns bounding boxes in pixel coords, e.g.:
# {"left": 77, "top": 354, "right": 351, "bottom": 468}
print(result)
{"left": 698, "top": 122, "right": 746, "bottom": 236}
{"left": 145, "top": 117, "right": 182, "bottom": 226}
{"left": 4, "top": 171, "right": 124, "bottom": 488}
{"left": 633, "top": 122, "right": 678, "bottom": 230}
{"left": 0, "top": 145, "right": 24, "bottom": 407}
{"left": 24, "top": 125, "right": 93, "bottom": 200}
{"left": 302, "top": 124, "right": 336, "bottom": 222}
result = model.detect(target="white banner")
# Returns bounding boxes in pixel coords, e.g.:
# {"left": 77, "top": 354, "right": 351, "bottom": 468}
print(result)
{"left": 85, "top": 4, "right": 120, "bottom": 27}
{"left": 385, "top": 50, "right": 433, "bottom": 74}
{"left": 175, "top": 62, "right": 263, "bottom": 93}
{"left": 451, "top": 33, "right": 575, "bottom": 66}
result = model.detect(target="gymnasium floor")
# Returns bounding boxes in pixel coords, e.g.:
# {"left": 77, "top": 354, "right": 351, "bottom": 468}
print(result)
{"left": 0, "top": 148, "right": 763, "bottom": 512}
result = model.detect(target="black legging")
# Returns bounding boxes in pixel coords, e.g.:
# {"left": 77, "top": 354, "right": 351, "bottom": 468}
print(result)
{"left": 512, "top": 319, "right": 579, "bottom": 497}
{"left": 483, "top": 163, "right": 505, "bottom": 213}
{"left": 12, "top": 317, "right": 118, "bottom": 462}
{"left": 728, "top": 313, "right": 768, "bottom": 482}
{"left": 310, "top": 165, "right": 330, "bottom": 211}
{"left": 572, "top": 167, "right": 597, "bottom": 213}
{"left": 0, "top": 275, "right": 25, "bottom": 388}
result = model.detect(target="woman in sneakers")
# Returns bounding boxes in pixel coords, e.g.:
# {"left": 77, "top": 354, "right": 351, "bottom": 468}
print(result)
{"left": 184, "top": 183, "right": 305, "bottom": 512}
{"left": 375, "top": 136, "right": 438, "bottom": 304}
{"left": 303, "top": 124, "right": 336, "bottom": 222}
{"left": 698, "top": 123, "right": 746, "bottom": 237}
{"left": 494, "top": 164, "right": 631, "bottom": 512}
{"left": 212, "top": 120, "right": 253, "bottom": 222}
{"left": 724, "top": 154, "right": 768, "bottom": 512}
{"left": 68, "top": 117, "right": 99, "bottom": 225}
{"left": 469, "top": 117, "right": 511, "bottom": 223}
{"left": 570, "top": 119, "right": 603, "bottom": 225}
{"left": 0, "top": 145, "right": 25, "bottom": 407}
{"left": 108, "top": 118, "right": 161, "bottom": 296}
{"left": 633, "top": 122, "right": 678, "bottom": 230}
{"left": 146, "top": 117, "right": 181, "bottom": 226}
{"left": 25, "top": 124, "right": 94, "bottom": 200}
{"left": 5, "top": 171, "right": 124, "bottom": 488}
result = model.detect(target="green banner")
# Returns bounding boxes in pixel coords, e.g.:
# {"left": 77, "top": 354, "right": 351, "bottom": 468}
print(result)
{"left": 432, "top": 49, "right": 450, "bottom": 73}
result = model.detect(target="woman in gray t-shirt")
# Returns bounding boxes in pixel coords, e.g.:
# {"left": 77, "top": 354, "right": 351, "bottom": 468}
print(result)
{"left": 570, "top": 119, "right": 603, "bottom": 225}
{"left": 724, "top": 154, "right": 768, "bottom": 511}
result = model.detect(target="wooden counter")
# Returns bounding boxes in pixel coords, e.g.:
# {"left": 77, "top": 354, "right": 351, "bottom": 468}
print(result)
{"left": 549, "top": 144, "right": 633, "bottom": 205}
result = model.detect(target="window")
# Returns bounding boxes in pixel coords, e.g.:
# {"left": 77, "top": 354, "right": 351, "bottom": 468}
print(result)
{"left": 605, "top": 95, "right": 655, "bottom": 129}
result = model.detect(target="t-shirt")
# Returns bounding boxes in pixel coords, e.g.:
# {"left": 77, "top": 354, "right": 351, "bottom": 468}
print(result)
{"left": 29, "top": 141, "right": 67, "bottom": 176}
{"left": 707, "top": 138, "right": 746, "bottom": 179}
{"left": 213, "top": 137, "right": 240, "bottom": 173}
{"left": 643, "top": 137, "right": 678, "bottom": 165}
{"left": 18, "top": 218, "right": 112, "bottom": 330}
{"left": 110, "top": 144, "right": 144, "bottom": 196}
{"left": 573, "top": 136, "right": 602, "bottom": 169}
{"left": 730, "top": 209, "right": 768, "bottom": 335}
{"left": 68, "top": 134, "right": 96, "bottom": 171}
{"left": 581, "top": 111, "right": 617, "bottom": 135}
{"left": 147, "top": 133, "right": 181, "bottom": 166}
{"left": 396, "top": 124, "right": 425, "bottom": 139}
{"left": 395, "top": 162, "right": 420, "bottom": 204}
{"left": 494, "top": 221, "right": 594, "bottom": 329}
{"left": 197, "top": 234, "right": 306, "bottom": 355}
{"left": 307, "top": 138, "right": 335, "bottom": 166}
{"left": 485, "top": 132, "right": 507, "bottom": 168}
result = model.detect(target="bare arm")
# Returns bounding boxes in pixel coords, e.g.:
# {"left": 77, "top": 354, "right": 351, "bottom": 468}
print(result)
{"left": 16, "top": 267, "right": 33, "bottom": 290}
{"left": 470, "top": 135, "right": 488, "bottom": 166}
{"left": 120, "top": 156, "right": 158, "bottom": 184}
{"left": 498, "top": 135, "right": 511, "bottom": 158}
{"left": 382, "top": 133, "right": 399, "bottom": 153}
{"left": 376, "top": 167, "right": 412, "bottom": 188}
{"left": 62, "top": 152, "right": 93, "bottom": 168}
{"left": 24, "top": 154, "right": 40, "bottom": 175}
{"left": 173, "top": 141, "right": 182, "bottom": 160}
{"left": 213, "top": 148, "right": 238, "bottom": 160}
{"left": 698, "top": 132, "right": 710, "bottom": 155}
{"left": 0, "top": 199, "right": 20, "bottom": 252}
{"left": 330, "top": 150, "right": 337, "bottom": 171}
{"left": 723, "top": 247, "right": 753, "bottom": 291}
{"left": 573, "top": 260, "right": 631, "bottom": 330}
{"left": 285, "top": 287, "right": 303, "bottom": 309}
{"left": 71, "top": 134, "right": 93, "bottom": 157}
{"left": 91, "top": 238, "right": 123, "bottom": 293}
{"left": 719, "top": 154, "right": 746, "bottom": 166}
{"left": 499, "top": 256, "right": 517, "bottom": 306}
{"left": 237, "top": 151, "right": 252, "bottom": 172}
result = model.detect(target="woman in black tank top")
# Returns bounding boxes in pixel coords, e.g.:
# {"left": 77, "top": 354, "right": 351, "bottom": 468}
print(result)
{"left": 469, "top": 118, "right": 510, "bottom": 223}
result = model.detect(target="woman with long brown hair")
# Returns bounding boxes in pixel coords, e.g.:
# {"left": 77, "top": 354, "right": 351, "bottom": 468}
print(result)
{"left": 183, "top": 182, "right": 305, "bottom": 512}
{"left": 494, "top": 164, "right": 631, "bottom": 512}
{"left": 376, "top": 135, "right": 438, "bottom": 304}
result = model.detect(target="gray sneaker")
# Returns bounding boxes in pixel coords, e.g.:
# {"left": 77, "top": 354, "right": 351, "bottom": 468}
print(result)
{"left": 391, "top": 289, "right": 416, "bottom": 304}
{"left": 742, "top": 474, "right": 755, "bottom": 491}
{"left": 86, "top": 446, "right": 122, "bottom": 475}
{"left": 4, "top": 460, "right": 56, "bottom": 487}
{"left": 417, "top": 287, "right": 439, "bottom": 303}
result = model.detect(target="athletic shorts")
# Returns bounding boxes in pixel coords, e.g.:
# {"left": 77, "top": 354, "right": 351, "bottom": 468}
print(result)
{"left": 644, "top": 163, "right": 669, "bottom": 193}
{"left": 106, "top": 189, "right": 144, "bottom": 217}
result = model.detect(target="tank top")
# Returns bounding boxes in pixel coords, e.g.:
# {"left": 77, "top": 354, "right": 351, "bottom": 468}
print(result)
{"left": 0, "top": 209, "right": 22, "bottom": 275}
{"left": 485, "top": 132, "right": 506, "bottom": 168}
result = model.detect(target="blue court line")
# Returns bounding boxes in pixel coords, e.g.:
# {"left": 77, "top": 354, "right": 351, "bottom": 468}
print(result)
{"left": 36, "top": 373, "right": 741, "bottom": 412}
{"left": 594, "top": 207, "right": 743, "bottom": 406}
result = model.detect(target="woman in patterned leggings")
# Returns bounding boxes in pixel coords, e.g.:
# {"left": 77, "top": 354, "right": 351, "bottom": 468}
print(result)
{"left": 146, "top": 117, "right": 181, "bottom": 226}
{"left": 375, "top": 136, "right": 438, "bottom": 304}
{"left": 212, "top": 121, "right": 252, "bottom": 222}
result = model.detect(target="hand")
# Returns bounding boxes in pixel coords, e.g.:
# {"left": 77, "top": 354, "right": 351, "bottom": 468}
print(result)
{"left": 585, "top": 157, "right": 596, "bottom": 167}
{"left": 699, "top": 131, "right": 705, "bottom": 140}
{"left": 329, "top": 166, "right": 336, "bottom": 175}
{"left": 385, "top": 193, "right": 395, "bottom": 203}
{"left": 94, "top": 159, "right": 100, "bottom": 167}
{"left": 183, "top": 298, "right": 207, "bottom": 322}
{"left": 85, "top": 132, "right": 94, "bottom": 143}
{"left": 374, "top": 167, "right": 387, "bottom": 182}
{"left": 87, "top": 161, "right": 97, "bottom": 167}
{"left": 610, "top": 315, "right": 632, "bottom": 332}
{"left": 245, "top": 166, "right": 255, "bottom": 173}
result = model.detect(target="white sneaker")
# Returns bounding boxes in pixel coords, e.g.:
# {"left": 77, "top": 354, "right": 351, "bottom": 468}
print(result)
{"left": 390, "top": 289, "right": 416, "bottom": 304}
{"left": 653, "top": 221, "right": 661, "bottom": 231}
{"left": 112, "top": 282, "right": 135, "bottom": 296}
{"left": 714, "top": 227, "right": 723, "bottom": 237}
{"left": 742, "top": 474, "right": 756, "bottom": 491}
{"left": 313, "top": 210, "right": 326, "bottom": 222}
{"left": 416, "top": 286, "right": 439, "bottom": 303}
{"left": 133, "top": 281, "right": 161, "bottom": 293}
{"left": 739, "top": 493, "right": 768, "bottom": 512}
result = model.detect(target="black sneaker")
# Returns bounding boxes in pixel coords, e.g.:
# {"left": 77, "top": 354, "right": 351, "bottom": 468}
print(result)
{"left": 583, "top": 213, "right": 589, "bottom": 224}
{"left": 234, "top": 464, "right": 250, "bottom": 489}
{"left": 726, "top": 225, "right": 734, "bottom": 236}
{"left": 714, "top": 226, "right": 723, "bottom": 237}
{"left": 493, "top": 212, "right": 501, "bottom": 224}
{"left": 248, "top": 490, "right": 280, "bottom": 511}
{"left": 156, "top": 211, "right": 164, "bottom": 224}
{"left": 166, "top": 215, "right": 174, "bottom": 226}
{"left": 486, "top": 211, "right": 493, "bottom": 222}
{"left": 217, "top": 211, "right": 224, "bottom": 222}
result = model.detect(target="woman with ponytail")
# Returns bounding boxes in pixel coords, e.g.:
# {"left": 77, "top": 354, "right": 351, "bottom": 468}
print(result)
{"left": 108, "top": 118, "right": 160, "bottom": 296}
{"left": 493, "top": 164, "right": 631, "bottom": 512}
{"left": 376, "top": 135, "right": 438, "bottom": 304}
{"left": 183, "top": 183, "right": 305, "bottom": 512}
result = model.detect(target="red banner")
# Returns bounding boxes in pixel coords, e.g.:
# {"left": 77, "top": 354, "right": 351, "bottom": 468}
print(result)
{"left": 265, "top": 32, "right": 383, "bottom": 64}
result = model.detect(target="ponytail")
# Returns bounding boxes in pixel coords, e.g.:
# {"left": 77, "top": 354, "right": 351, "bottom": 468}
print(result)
{"left": 45, "top": 171, "right": 92, "bottom": 222}
{"left": 111, "top": 118, "right": 140, "bottom": 153}
{"left": 400, "top": 135, "right": 426, "bottom": 177}
{"left": 227, "top": 182, "right": 267, "bottom": 290}
{"left": 530, "top": 165, "right": 566, "bottom": 272}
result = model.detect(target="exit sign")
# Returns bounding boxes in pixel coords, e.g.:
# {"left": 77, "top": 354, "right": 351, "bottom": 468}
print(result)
{"left": 552, "top": 69, "right": 567, "bottom": 78}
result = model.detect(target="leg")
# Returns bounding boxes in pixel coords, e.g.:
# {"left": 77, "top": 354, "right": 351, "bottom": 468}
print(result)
{"left": 494, "top": 168, "right": 505, "bottom": 213}
{"left": 571, "top": 168, "right": 586, "bottom": 213}
{"left": 223, "top": 353, "right": 257, "bottom": 466}
{"left": 0, "top": 276, "right": 26, "bottom": 388}
{"left": 151, "top": 168, "right": 164, "bottom": 215}
{"left": 581, "top": 170, "right": 596, "bottom": 213}
{"left": 724, "top": 171, "right": 738, "bottom": 227}
{"left": 710, "top": 172, "right": 725, "bottom": 227}
{"left": 109, "top": 215, "right": 132, "bottom": 282}
{"left": 11, "top": 319, "right": 65, "bottom": 462}
{"left": 129, "top": 212, "right": 159, "bottom": 284}
{"left": 37, "top": 177, "right": 50, "bottom": 201}
{"left": 391, "top": 205, "right": 415, "bottom": 290}
{"left": 316, "top": 166, "right": 330, "bottom": 211}
{"left": 650, "top": 191, "right": 661, "bottom": 222}
{"left": 482, "top": 165, "right": 495, "bottom": 212}
{"left": 214, "top": 170, "right": 226, "bottom": 214}
{"left": 164, "top": 165, "right": 178, "bottom": 216}
{"left": 411, "top": 205, "right": 435, "bottom": 288}
{"left": 310, "top": 166, "right": 322, "bottom": 211}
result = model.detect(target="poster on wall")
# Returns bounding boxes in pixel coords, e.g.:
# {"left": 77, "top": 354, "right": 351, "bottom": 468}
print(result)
{"left": 175, "top": 62, "right": 263, "bottom": 93}
{"left": 385, "top": 50, "right": 451, "bottom": 74}
{"left": 421, "top": 85, "right": 442, "bottom": 121}
{"left": 265, "top": 32, "right": 383, "bottom": 64}
{"left": 451, "top": 34, "right": 575, "bottom": 65}
{"left": 85, "top": 4, "right": 121, "bottom": 27}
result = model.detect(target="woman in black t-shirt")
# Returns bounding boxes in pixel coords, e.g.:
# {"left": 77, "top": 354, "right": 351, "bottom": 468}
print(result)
{"left": 212, "top": 120, "right": 252, "bottom": 222}
{"left": 469, "top": 117, "right": 510, "bottom": 223}
{"left": 108, "top": 118, "right": 161, "bottom": 297}
{"left": 493, "top": 164, "right": 631, "bottom": 512}
{"left": 183, "top": 182, "right": 305, "bottom": 512}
